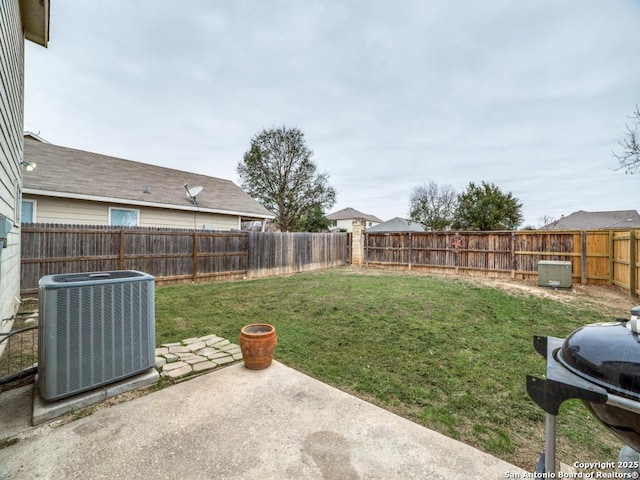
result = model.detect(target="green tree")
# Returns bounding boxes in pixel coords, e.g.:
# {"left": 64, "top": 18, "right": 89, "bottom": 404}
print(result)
{"left": 294, "top": 205, "right": 331, "bottom": 232}
{"left": 452, "top": 181, "right": 523, "bottom": 231}
{"left": 237, "top": 126, "right": 336, "bottom": 232}
{"left": 613, "top": 105, "right": 640, "bottom": 173}
{"left": 408, "top": 180, "right": 457, "bottom": 231}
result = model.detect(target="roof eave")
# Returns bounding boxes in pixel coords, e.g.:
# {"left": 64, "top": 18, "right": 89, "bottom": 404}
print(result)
{"left": 23, "top": 188, "right": 276, "bottom": 220}
{"left": 21, "top": 0, "right": 50, "bottom": 47}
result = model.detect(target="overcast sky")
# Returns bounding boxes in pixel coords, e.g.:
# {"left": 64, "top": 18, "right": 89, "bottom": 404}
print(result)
{"left": 24, "top": 0, "right": 640, "bottom": 227}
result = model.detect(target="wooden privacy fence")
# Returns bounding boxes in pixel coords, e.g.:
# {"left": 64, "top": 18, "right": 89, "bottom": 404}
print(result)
{"left": 20, "top": 224, "right": 350, "bottom": 294}
{"left": 364, "top": 229, "right": 640, "bottom": 296}
{"left": 247, "top": 231, "right": 351, "bottom": 278}
{"left": 19, "top": 224, "right": 640, "bottom": 297}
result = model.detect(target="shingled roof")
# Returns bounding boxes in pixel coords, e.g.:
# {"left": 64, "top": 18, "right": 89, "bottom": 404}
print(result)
{"left": 326, "top": 207, "right": 383, "bottom": 223}
{"left": 366, "top": 217, "right": 425, "bottom": 233}
{"left": 22, "top": 136, "right": 274, "bottom": 220}
{"left": 542, "top": 210, "right": 640, "bottom": 230}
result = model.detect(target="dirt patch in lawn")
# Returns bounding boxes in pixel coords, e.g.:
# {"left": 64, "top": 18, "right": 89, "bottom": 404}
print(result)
{"left": 470, "top": 277, "right": 634, "bottom": 316}
{"left": 349, "top": 265, "right": 636, "bottom": 319}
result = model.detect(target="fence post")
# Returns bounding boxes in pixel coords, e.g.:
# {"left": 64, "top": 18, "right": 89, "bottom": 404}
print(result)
{"left": 119, "top": 230, "right": 125, "bottom": 270}
{"left": 608, "top": 230, "right": 614, "bottom": 286}
{"left": 351, "top": 218, "right": 366, "bottom": 267}
{"left": 408, "top": 232, "right": 412, "bottom": 271}
{"left": 510, "top": 231, "right": 516, "bottom": 279}
{"left": 366, "top": 231, "right": 370, "bottom": 267}
{"left": 192, "top": 232, "right": 198, "bottom": 282}
{"left": 630, "top": 230, "right": 637, "bottom": 298}
{"left": 580, "top": 231, "right": 587, "bottom": 285}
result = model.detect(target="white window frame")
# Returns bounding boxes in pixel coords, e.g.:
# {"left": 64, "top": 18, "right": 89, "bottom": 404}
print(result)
{"left": 108, "top": 207, "right": 140, "bottom": 226}
{"left": 21, "top": 199, "right": 36, "bottom": 224}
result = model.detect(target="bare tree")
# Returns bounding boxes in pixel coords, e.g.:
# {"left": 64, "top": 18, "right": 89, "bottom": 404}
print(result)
{"left": 613, "top": 105, "right": 640, "bottom": 174}
{"left": 237, "top": 126, "right": 336, "bottom": 232}
{"left": 409, "top": 181, "right": 457, "bottom": 231}
{"left": 537, "top": 215, "right": 556, "bottom": 229}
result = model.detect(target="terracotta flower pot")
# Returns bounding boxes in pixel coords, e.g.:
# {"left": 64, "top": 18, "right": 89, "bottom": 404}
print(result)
{"left": 240, "top": 323, "right": 277, "bottom": 370}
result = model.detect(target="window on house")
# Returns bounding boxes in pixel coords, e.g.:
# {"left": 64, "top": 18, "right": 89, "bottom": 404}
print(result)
{"left": 21, "top": 199, "right": 36, "bottom": 224}
{"left": 368, "top": 221, "right": 372, "bottom": 227}
{"left": 109, "top": 207, "right": 139, "bottom": 226}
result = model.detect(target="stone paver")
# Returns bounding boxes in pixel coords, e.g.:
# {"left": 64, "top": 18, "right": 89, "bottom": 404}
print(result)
{"left": 204, "top": 336, "right": 225, "bottom": 347}
{"left": 163, "top": 365, "right": 193, "bottom": 378}
{"left": 183, "top": 355, "right": 208, "bottom": 365}
{"left": 197, "top": 347, "right": 217, "bottom": 357}
{"left": 193, "top": 361, "right": 217, "bottom": 373}
{"left": 168, "top": 345, "right": 191, "bottom": 354}
{"left": 164, "top": 353, "right": 179, "bottom": 363}
{"left": 186, "top": 341, "right": 206, "bottom": 352}
{"left": 154, "top": 333, "right": 245, "bottom": 380}
{"left": 218, "top": 343, "right": 240, "bottom": 353}
{"left": 198, "top": 334, "right": 219, "bottom": 342}
{"left": 163, "top": 361, "right": 189, "bottom": 372}
{"left": 177, "top": 353, "right": 198, "bottom": 361}
{"left": 205, "top": 351, "right": 232, "bottom": 360}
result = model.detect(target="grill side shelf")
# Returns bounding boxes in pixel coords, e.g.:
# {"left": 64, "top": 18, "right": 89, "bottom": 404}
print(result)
{"left": 527, "top": 336, "right": 608, "bottom": 415}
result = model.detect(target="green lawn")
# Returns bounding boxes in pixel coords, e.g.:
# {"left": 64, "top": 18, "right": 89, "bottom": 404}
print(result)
{"left": 154, "top": 267, "right": 627, "bottom": 470}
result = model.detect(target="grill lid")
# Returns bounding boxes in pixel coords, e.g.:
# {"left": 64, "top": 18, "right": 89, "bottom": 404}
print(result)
{"left": 558, "top": 315, "right": 640, "bottom": 400}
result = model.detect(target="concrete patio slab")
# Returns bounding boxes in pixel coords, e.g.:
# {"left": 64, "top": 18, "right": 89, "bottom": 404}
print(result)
{"left": 0, "top": 361, "right": 527, "bottom": 479}
{"left": 0, "top": 385, "right": 33, "bottom": 443}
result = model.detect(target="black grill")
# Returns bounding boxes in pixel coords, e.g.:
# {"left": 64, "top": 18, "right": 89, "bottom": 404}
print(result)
{"left": 527, "top": 307, "right": 640, "bottom": 475}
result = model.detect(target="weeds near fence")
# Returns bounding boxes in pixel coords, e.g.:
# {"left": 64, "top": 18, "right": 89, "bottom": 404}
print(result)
{"left": 0, "top": 299, "right": 39, "bottom": 392}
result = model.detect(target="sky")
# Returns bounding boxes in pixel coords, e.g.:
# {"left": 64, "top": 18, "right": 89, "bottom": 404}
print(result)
{"left": 23, "top": 0, "right": 640, "bottom": 228}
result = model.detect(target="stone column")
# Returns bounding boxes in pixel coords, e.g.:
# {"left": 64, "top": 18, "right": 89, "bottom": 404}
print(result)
{"left": 351, "top": 217, "right": 367, "bottom": 267}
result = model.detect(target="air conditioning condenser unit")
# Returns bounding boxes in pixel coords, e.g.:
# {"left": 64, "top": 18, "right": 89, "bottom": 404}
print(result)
{"left": 537, "top": 260, "right": 572, "bottom": 289}
{"left": 38, "top": 270, "right": 155, "bottom": 401}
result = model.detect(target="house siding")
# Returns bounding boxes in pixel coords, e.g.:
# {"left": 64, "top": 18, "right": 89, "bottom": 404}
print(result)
{"left": 333, "top": 218, "right": 380, "bottom": 233}
{"left": 335, "top": 219, "right": 355, "bottom": 232}
{"left": 141, "top": 206, "right": 239, "bottom": 230}
{"left": 23, "top": 195, "right": 242, "bottom": 230}
{"left": 0, "top": 0, "right": 24, "bottom": 325}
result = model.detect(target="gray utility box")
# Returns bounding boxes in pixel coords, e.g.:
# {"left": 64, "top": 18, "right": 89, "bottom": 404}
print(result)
{"left": 537, "top": 261, "right": 572, "bottom": 289}
{"left": 38, "top": 270, "right": 155, "bottom": 401}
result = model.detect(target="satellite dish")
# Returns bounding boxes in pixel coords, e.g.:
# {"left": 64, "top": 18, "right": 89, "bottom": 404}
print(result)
{"left": 184, "top": 184, "right": 203, "bottom": 205}
{"left": 187, "top": 186, "right": 203, "bottom": 198}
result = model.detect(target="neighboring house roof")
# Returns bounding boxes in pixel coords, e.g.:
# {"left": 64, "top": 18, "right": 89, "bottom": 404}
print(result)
{"left": 366, "top": 217, "right": 425, "bottom": 233}
{"left": 326, "top": 207, "right": 383, "bottom": 223}
{"left": 542, "top": 210, "right": 640, "bottom": 230}
{"left": 24, "top": 131, "right": 50, "bottom": 144}
{"left": 22, "top": 136, "right": 274, "bottom": 220}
